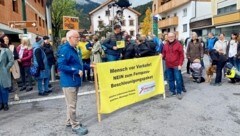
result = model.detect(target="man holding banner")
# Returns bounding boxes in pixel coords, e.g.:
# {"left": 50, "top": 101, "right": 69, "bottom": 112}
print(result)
{"left": 162, "top": 32, "right": 184, "bottom": 100}
{"left": 103, "top": 25, "right": 123, "bottom": 62}
{"left": 58, "top": 30, "right": 88, "bottom": 135}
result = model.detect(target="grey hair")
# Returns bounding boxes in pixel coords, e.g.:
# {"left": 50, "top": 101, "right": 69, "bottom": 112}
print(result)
{"left": 66, "top": 30, "right": 78, "bottom": 41}
{"left": 192, "top": 32, "right": 198, "bottom": 37}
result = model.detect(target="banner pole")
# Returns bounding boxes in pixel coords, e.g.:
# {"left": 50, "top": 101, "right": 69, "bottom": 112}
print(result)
{"left": 160, "top": 55, "right": 166, "bottom": 99}
{"left": 92, "top": 64, "right": 101, "bottom": 122}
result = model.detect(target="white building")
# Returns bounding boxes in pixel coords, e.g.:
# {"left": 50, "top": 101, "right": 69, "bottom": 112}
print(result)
{"left": 89, "top": 0, "right": 141, "bottom": 39}
{"left": 152, "top": 0, "right": 212, "bottom": 40}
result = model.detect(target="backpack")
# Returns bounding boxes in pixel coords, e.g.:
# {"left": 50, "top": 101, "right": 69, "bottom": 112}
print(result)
{"left": 30, "top": 47, "right": 45, "bottom": 77}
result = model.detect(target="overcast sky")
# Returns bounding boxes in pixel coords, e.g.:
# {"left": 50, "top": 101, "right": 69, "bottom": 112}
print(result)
{"left": 77, "top": 0, "right": 152, "bottom": 7}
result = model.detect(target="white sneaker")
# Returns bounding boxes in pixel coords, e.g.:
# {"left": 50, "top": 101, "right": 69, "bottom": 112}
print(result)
{"left": 164, "top": 81, "right": 168, "bottom": 85}
{"left": 14, "top": 94, "right": 20, "bottom": 101}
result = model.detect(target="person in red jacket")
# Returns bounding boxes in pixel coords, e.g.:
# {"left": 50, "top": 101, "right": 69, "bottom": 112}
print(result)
{"left": 162, "top": 32, "right": 184, "bottom": 100}
{"left": 17, "top": 38, "right": 33, "bottom": 92}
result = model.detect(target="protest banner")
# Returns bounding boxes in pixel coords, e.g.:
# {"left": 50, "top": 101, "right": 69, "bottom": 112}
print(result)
{"left": 93, "top": 56, "right": 165, "bottom": 122}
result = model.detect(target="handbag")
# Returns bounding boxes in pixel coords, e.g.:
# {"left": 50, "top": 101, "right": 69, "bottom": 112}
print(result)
{"left": 30, "top": 64, "right": 40, "bottom": 77}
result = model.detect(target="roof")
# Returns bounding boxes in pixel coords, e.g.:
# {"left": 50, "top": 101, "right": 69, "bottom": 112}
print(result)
{"left": 89, "top": 0, "right": 141, "bottom": 16}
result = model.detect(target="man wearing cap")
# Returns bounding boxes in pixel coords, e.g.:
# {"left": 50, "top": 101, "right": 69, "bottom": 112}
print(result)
{"left": 103, "top": 25, "right": 123, "bottom": 61}
{"left": 42, "top": 36, "right": 55, "bottom": 90}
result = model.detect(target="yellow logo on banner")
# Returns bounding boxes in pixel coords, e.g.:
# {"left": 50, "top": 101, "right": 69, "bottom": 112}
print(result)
{"left": 116, "top": 41, "right": 125, "bottom": 48}
{"left": 96, "top": 56, "right": 165, "bottom": 114}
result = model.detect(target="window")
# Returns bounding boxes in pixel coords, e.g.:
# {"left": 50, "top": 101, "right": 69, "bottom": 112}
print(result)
{"left": 174, "top": 13, "right": 177, "bottom": 17}
{"left": 129, "top": 20, "right": 134, "bottom": 26}
{"left": 174, "top": 27, "right": 176, "bottom": 31}
{"left": 35, "top": 14, "right": 38, "bottom": 21}
{"left": 12, "top": 0, "right": 18, "bottom": 13}
{"left": 122, "top": 20, "right": 126, "bottom": 26}
{"left": 98, "top": 21, "right": 103, "bottom": 27}
{"left": 38, "top": 0, "right": 40, "bottom": 3}
{"left": 39, "top": 17, "right": 41, "bottom": 26}
{"left": 183, "top": 24, "right": 187, "bottom": 32}
{"left": 105, "top": 10, "right": 110, "bottom": 16}
{"left": 0, "top": 0, "right": 4, "bottom": 5}
{"left": 154, "top": 4, "right": 156, "bottom": 12}
{"left": 217, "top": 4, "right": 237, "bottom": 15}
{"left": 183, "top": 8, "right": 187, "bottom": 17}
{"left": 130, "top": 30, "right": 134, "bottom": 36}
{"left": 42, "top": 19, "right": 45, "bottom": 28}
{"left": 41, "top": 0, "right": 44, "bottom": 7}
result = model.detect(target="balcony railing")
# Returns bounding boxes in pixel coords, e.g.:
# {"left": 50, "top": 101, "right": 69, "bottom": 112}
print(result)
{"left": 213, "top": 12, "right": 240, "bottom": 25}
{"left": 158, "top": 0, "right": 190, "bottom": 13}
{"left": 158, "top": 16, "right": 178, "bottom": 28}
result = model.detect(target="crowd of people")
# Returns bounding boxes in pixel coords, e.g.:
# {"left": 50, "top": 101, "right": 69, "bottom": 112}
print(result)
{"left": 1, "top": 24, "right": 240, "bottom": 135}
{"left": 0, "top": 33, "right": 55, "bottom": 111}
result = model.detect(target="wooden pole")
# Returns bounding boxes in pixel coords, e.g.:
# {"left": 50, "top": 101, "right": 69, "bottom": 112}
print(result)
{"left": 92, "top": 64, "right": 101, "bottom": 122}
{"left": 159, "top": 55, "right": 166, "bottom": 99}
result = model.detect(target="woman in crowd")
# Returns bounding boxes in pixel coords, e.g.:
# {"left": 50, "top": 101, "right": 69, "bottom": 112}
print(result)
{"left": 226, "top": 32, "right": 239, "bottom": 83}
{"left": 3, "top": 35, "right": 20, "bottom": 101}
{"left": 91, "top": 35, "right": 102, "bottom": 63}
{"left": 186, "top": 32, "right": 204, "bottom": 65}
{"left": 122, "top": 35, "right": 135, "bottom": 59}
{"left": 0, "top": 38, "right": 14, "bottom": 111}
{"left": 17, "top": 38, "right": 33, "bottom": 92}
{"left": 212, "top": 33, "right": 228, "bottom": 86}
{"left": 226, "top": 33, "right": 238, "bottom": 68}
{"left": 33, "top": 38, "right": 51, "bottom": 96}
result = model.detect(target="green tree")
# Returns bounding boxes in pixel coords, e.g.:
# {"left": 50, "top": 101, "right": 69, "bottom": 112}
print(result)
{"left": 51, "top": 0, "right": 77, "bottom": 46}
{"left": 141, "top": 7, "right": 152, "bottom": 36}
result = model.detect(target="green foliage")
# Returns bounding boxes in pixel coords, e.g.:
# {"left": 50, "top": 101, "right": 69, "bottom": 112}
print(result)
{"left": 133, "top": 1, "right": 153, "bottom": 23}
{"left": 51, "top": 0, "right": 78, "bottom": 45}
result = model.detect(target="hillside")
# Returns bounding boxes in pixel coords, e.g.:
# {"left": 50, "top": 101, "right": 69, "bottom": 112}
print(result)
{"left": 133, "top": 1, "right": 153, "bottom": 23}
{"left": 76, "top": 0, "right": 100, "bottom": 29}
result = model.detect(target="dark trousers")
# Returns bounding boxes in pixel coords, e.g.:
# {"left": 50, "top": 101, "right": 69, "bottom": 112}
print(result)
{"left": 215, "top": 60, "right": 226, "bottom": 83}
{"left": 0, "top": 85, "right": 9, "bottom": 104}
{"left": 186, "top": 59, "right": 191, "bottom": 73}
{"left": 20, "top": 65, "right": 32, "bottom": 87}
{"left": 82, "top": 59, "right": 91, "bottom": 81}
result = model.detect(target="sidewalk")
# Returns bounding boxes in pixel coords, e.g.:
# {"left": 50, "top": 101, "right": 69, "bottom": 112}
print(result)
{"left": 9, "top": 80, "right": 95, "bottom": 104}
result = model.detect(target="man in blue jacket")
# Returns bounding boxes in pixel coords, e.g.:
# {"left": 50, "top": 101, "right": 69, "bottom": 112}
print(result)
{"left": 58, "top": 30, "right": 88, "bottom": 135}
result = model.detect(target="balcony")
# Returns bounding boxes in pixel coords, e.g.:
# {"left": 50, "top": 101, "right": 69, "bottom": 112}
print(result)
{"left": 213, "top": 12, "right": 240, "bottom": 25}
{"left": 158, "top": 0, "right": 190, "bottom": 13}
{"left": 158, "top": 16, "right": 178, "bottom": 28}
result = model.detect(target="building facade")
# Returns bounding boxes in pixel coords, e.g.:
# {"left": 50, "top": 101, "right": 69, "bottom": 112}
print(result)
{"left": 0, "top": 0, "right": 48, "bottom": 43}
{"left": 153, "top": 0, "right": 211, "bottom": 40}
{"left": 212, "top": 0, "right": 240, "bottom": 40}
{"left": 89, "top": 0, "right": 141, "bottom": 39}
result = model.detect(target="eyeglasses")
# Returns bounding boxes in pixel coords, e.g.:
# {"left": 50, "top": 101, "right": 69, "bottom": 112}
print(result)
{"left": 71, "top": 36, "right": 80, "bottom": 39}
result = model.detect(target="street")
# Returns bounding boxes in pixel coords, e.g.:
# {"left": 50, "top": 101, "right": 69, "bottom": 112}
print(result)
{"left": 0, "top": 56, "right": 240, "bottom": 136}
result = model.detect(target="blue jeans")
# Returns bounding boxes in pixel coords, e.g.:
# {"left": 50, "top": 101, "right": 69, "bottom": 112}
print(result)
{"left": 167, "top": 68, "right": 183, "bottom": 94}
{"left": 236, "top": 58, "right": 240, "bottom": 71}
{"left": 0, "top": 85, "right": 9, "bottom": 104}
{"left": 107, "top": 54, "right": 120, "bottom": 62}
{"left": 228, "top": 57, "right": 237, "bottom": 68}
{"left": 37, "top": 78, "right": 49, "bottom": 93}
